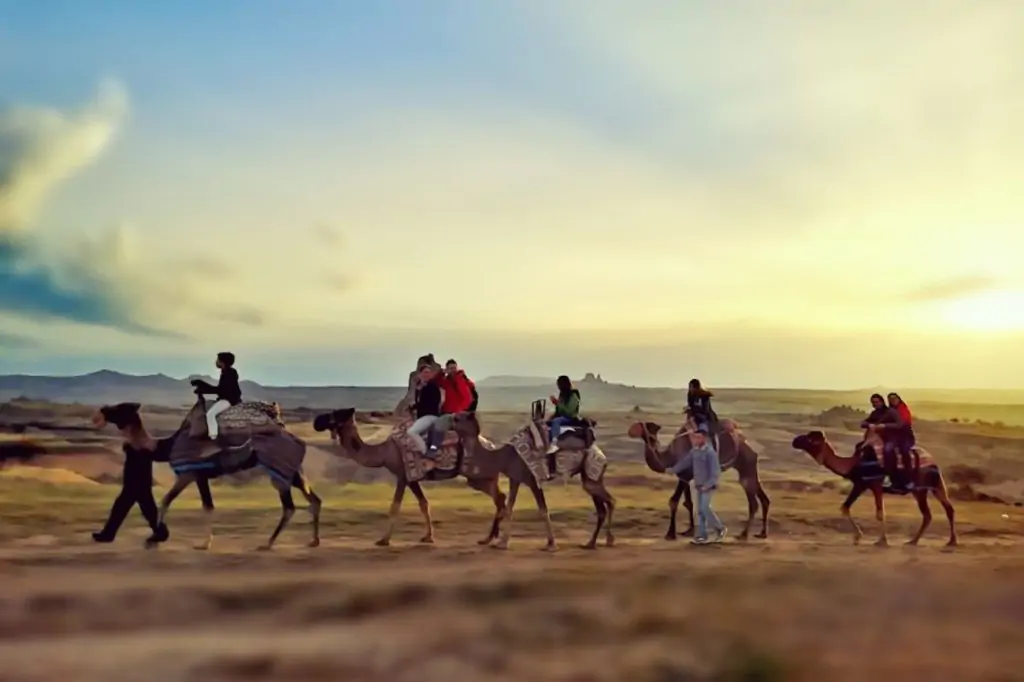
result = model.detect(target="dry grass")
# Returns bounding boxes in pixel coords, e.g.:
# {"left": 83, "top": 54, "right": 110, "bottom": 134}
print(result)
{"left": 1, "top": 400, "right": 1023, "bottom": 680}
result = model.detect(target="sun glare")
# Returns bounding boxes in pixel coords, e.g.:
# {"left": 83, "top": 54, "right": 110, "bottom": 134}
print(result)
{"left": 938, "top": 290, "right": 1024, "bottom": 333}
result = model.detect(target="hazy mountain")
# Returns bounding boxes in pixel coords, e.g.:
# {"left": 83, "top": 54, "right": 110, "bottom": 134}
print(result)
{"left": 1, "top": 370, "right": 1022, "bottom": 415}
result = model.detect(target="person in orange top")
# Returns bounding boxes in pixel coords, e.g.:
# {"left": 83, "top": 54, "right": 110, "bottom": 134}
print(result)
{"left": 885, "top": 392, "right": 917, "bottom": 490}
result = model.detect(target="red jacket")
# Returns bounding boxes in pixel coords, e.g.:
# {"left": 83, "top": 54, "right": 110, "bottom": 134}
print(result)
{"left": 895, "top": 402, "right": 912, "bottom": 425}
{"left": 438, "top": 371, "right": 475, "bottom": 413}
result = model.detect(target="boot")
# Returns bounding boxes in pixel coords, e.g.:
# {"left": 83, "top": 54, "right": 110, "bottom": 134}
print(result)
{"left": 92, "top": 531, "right": 116, "bottom": 543}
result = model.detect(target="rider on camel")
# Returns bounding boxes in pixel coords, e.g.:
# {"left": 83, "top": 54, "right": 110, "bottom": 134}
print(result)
{"left": 190, "top": 352, "right": 242, "bottom": 443}
{"left": 686, "top": 379, "right": 719, "bottom": 445}
{"left": 426, "top": 358, "right": 477, "bottom": 453}
{"left": 859, "top": 393, "right": 908, "bottom": 491}
{"left": 547, "top": 375, "right": 581, "bottom": 454}
{"left": 407, "top": 364, "right": 443, "bottom": 458}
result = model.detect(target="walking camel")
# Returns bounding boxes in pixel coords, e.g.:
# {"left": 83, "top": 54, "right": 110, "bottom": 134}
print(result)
{"left": 627, "top": 419, "right": 770, "bottom": 540}
{"left": 791, "top": 429, "right": 957, "bottom": 546}
{"left": 94, "top": 393, "right": 321, "bottom": 550}
{"left": 312, "top": 408, "right": 507, "bottom": 546}
{"left": 449, "top": 410, "right": 616, "bottom": 550}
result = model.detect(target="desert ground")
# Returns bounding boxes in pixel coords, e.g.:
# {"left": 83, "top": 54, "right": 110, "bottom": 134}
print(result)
{"left": 1, "top": 398, "right": 1023, "bottom": 681}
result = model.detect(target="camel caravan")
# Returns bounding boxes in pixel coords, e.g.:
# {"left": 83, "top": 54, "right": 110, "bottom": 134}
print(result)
{"left": 13, "top": 351, "right": 958, "bottom": 550}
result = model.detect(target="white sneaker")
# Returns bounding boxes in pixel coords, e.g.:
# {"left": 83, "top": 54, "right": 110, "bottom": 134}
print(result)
{"left": 714, "top": 527, "right": 728, "bottom": 543}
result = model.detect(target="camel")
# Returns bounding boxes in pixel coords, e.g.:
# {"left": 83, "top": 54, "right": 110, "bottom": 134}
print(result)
{"left": 94, "top": 394, "right": 321, "bottom": 551}
{"left": 312, "top": 408, "right": 507, "bottom": 546}
{"left": 627, "top": 419, "right": 770, "bottom": 541}
{"left": 449, "top": 411, "right": 616, "bottom": 551}
{"left": 791, "top": 429, "right": 957, "bottom": 546}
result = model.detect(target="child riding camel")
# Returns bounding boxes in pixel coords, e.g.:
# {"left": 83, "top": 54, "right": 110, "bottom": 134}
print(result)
{"left": 191, "top": 352, "right": 242, "bottom": 442}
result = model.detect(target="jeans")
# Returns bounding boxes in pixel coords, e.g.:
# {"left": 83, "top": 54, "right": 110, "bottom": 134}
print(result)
{"left": 696, "top": 487, "right": 724, "bottom": 539}
{"left": 426, "top": 413, "right": 455, "bottom": 449}
{"left": 407, "top": 415, "right": 439, "bottom": 454}
{"left": 206, "top": 399, "right": 232, "bottom": 438}
{"left": 548, "top": 416, "right": 573, "bottom": 445}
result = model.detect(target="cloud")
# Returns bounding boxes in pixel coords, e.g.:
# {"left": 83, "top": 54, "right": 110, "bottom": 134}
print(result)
{"left": 311, "top": 222, "right": 344, "bottom": 247}
{"left": 902, "top": 275, "right": 999, "bottom": 303}
{"left": 0, "top": 330, "right": 34, "bottom": 349}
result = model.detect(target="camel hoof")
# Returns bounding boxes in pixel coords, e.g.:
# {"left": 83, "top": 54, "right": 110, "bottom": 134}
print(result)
{"left": 904, "top": 539, "right": 919, "bottom": 546}
{"left": 754, "top": 532, "right": 768, "bottom": 539}
{"left": 605, "top": 535, "right": 615, "bottom": 547}
{"left": 664, "top": 532, "right": 677, "bottom": 541}
{"left": 853, "top": 535, "right": 863, "bottom": 546}
{"left": 737, "top": 533, "right": 749, "bottom": 543}
{"left": 542, "top": 543, "right": 558, "bottom": 552}
{"left": 257, "top": 545, "right": 272, "bottom": 552}
{"left": 491, "top": 541, "right": 509, "bottom": 551}
{"left": 419, "top": 536, "right": 435, "bottom": 544}
{"left": 374, "top": 538, "right": 391, "bottom": 547}
{"left": 477, "top": 537, "right": 494, "bottom": 546}
{"left": 308, "top": 538, "right": 320, "bottom": 548}
{"left": 874, "top": 537, "right": 889, "bottom": 547}
{"left": 579, "top": 542, "right": 597, "bottom": 550}
{"left": 946, "top": 538, "right": 959, "bottom": 547}
{"left": 680, "top": 528, "right": 695, "bottom": 538}
{"left": 144, "top": 541, "right": 159, "bottom": 550}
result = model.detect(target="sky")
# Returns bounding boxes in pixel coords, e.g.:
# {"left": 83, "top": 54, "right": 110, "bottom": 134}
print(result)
{"left": 1, "top": 1, "right": 1023, "bottom": 388}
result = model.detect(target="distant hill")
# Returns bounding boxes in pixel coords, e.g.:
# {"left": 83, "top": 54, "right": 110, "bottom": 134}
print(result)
{"left": 1, "top": 371, "right": 1023, "bottom": 419}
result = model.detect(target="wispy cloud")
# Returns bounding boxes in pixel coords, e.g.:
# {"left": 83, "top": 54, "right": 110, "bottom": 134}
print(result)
{"left": 902, "top": 275, "right": 999, "bottom": 303}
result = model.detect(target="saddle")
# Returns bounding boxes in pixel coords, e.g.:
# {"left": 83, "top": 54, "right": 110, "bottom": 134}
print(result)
{"left": 552, "top": 416, "right": 598, "bottom": 449}
{"left": 391, "top": 419, "right": 463, "bottom": 481}
{"left": 189, "top": 401, "right": 284, "bottom": 441}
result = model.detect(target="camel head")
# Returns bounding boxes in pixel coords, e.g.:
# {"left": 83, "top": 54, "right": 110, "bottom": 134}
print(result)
{"left": 450, "top": 411, "right": 482, "bottom": 439}
{"left": 92, "top": 402, "right": 142, "bottom": 431}
{"left": 626, "top": 421, "right": 662, "bottom": 441}
{"left": 312, "top": 408, "right": 359, "bottom": 448}
{"left": 791, "top": 430, "right": 828, "bottom": 462}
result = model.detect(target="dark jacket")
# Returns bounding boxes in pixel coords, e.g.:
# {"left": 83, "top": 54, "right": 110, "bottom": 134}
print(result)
{"left": 861, "top": 406, "right": 901, "bottom": 441}
{"left": 687, "top": 390, "right": 717, "bottom": 425}
{"left": 210, "top": 368, "right": 242, "bottom": 405}
{"left": 121, "top": 443, "right": 155, "bottom": 489}
{"left": 415, "top": 380, "right": 442, "bottom": 419}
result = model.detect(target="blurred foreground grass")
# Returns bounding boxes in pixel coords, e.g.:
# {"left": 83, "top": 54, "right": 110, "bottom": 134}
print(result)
{"left": 0, "top": 476, "right": 1023, "bottom": 681}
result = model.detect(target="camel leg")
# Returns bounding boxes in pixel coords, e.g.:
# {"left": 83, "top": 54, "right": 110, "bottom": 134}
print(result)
{"left": 666, "top": 479, "right": 686, "bottom": 540}
{"left": 680, "top": 483, "right": 695, "bottom": 537}
{"left": 259, "top": 482, "right": 295, "bottom": 551}
{"left": 467, "top": 477, "right": 506, "bottom": 545}
{"left": 839, "top": 482, "right": 866, "bottom": 545}
{"left": 493, "top": 478, "right": 520, "bottom": 550}
{"left": 601, "top": 482, "right": 616, "bottom": 547}
{"left": 145, "top": 473, "right": 195, "bottom": 548}
{"left": 527, "top": 479, "right": 557, "bottom": 551}
{"left": 408, "top": 481, "right": 434, "bottom": 543}
{"left": 755, "top": 485, "right": 771, "bottom": 539}
{"left": 738, "top": 478, "right": 758, "bottom": 542}
{"left": 933, "top": 479, "right": 958, "bottom": 547}
{"left": 579, "top": 479, "right": 607, "bottom": 550}
{"left": 193, "top": 477, "right": 216, "bottom": 550}
{"left": 870, "top": 483, "right": 889, "bottom": 546}
{"left": 293, "top": 472, "right": 321, "bottom": 548}
{"left": 377, "top": 480, "right": 407, "bottom": 547}
{"left": 906, "top": 489, "right": 931, "bottom": 545}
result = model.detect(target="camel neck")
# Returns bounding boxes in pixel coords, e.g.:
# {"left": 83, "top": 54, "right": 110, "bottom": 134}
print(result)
{"left": 122, "top": 425, "right": 156, "bottom": 451}
{"left": 331, "top": 433, "right": 389, "bottom": 468}
{"left": 819, "top": 443, "right": 858, "bottom": 477}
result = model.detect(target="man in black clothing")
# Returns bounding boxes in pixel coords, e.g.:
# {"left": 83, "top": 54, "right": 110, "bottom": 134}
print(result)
{"left": 406, "top": 364, "right": 442, "bottom": 458}
{"left": 190, "top": 351, "right": 242, "bottom": 442}
{"left": 93, "top": 444, "right": 169, "bottom": 543}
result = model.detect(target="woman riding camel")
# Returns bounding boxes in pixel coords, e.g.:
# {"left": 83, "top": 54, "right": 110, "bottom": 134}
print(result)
{"left": 886, "top": 392, "right": 918, "bottom": 490}
{"left": 858, "top": 393, "right": 907, "bottom": 491}
{"left": 686, "top": 379, "right": 719, "bottom": 433}
{"left": 547, "top": 375, "right": 581, "bottom": 451}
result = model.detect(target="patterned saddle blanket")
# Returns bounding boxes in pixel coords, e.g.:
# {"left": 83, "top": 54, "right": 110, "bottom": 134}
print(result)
{"left": 390, "top": 419, "right": 462, "bottom": 482}
{"left": 188, "top": 401, "right": 284, "bottom": 439}
{"left": 509, "top": 422, "right": 606, "bottom": 485}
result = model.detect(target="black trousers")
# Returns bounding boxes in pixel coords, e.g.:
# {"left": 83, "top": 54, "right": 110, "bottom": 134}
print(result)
{"left": 97, "top": 455, "right": 163, "bottom": 537}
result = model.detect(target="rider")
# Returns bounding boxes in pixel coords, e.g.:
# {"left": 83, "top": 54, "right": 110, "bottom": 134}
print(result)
{"left": 859, "top": 393, "right": 905, "bottom": 489}
{"left": 192, "top": 352, "right": 242, "bottom": 442}
{"left": 394, "top": 353, "right": 437, "bottom": 416}
{"left": 547, "top": 375, "right": 581, "bottom": 453}
{"left": 425, "top": 358, "right": 477, "bottom": 453}
{"left": 686, "top": 379, "right": 719, "bottom": 446}
{"left": 887, "top": 392, "right": 917, "bottom": 490}
{"left": 407, "top": 364, "right": 442, "bottom": 457}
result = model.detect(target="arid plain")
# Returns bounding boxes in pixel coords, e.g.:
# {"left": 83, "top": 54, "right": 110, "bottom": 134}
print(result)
{"left": 0, "top": 379, "right": 1023, "bottom": 682}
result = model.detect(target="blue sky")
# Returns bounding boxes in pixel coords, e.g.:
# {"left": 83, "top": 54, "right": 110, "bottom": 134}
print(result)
{"left": 2, "top": 2, "right": 1024, "bottom": 388}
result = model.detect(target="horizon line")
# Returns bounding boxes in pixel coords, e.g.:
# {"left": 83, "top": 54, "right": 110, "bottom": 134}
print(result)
{"left": 2, "top": 368, "right": 1024, "bottom": 394}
